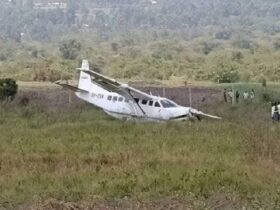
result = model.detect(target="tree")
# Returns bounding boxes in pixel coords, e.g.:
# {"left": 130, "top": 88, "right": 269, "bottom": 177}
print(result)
{"left": 213, "top": 69, "right": 240, "bottom": 83}
{"left": 59, "top": 40, "right": 81, "bottom": 60}
{"left": 0, "top": 78, "right": 18, "bottom": 101}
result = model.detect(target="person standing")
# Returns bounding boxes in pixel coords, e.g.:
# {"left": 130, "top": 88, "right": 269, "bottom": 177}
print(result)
{"left": 236, "top": 90, "right": 240, "bottom": 103}
{"left": 272, "top": 102, "right": 279, "bottom": 122}
{"left": 272, "top": 102, "right": 276, "bottom": 121}
{"left": 277, "top": 102, "right": 280, "bottom": 121}
{"left": 228, "top": 89, "right": 233, "bottom": 103}
{"left": 223, "top": 89, "right": 228, "bottom": 103}
{"left": 250, "top": 89, "right": 255, "bottom": 101}
{"left": 243, "top": 91, "right": 249, "bottom": 101}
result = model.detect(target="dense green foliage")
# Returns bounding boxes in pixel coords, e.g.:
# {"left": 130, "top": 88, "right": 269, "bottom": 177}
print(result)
{"left": 1, "top": 1, "right": 280, "bottom": 82}
{"left": 2, "top": 0, "right": 280, "bottom": 40}
{"left": 59, "top": 40, "right": 81, "bottom": 60}
{"left": 0, "top": 78, "right": 18, "bottom": 100}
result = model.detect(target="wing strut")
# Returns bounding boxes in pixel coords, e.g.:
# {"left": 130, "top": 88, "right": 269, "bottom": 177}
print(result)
{"left": 127, "top": 90, "right": 146, "bottom": 115}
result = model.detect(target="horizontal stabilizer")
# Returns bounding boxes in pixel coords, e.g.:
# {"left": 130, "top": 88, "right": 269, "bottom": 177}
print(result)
{"left": 55, "top": 81, "right": 89, "bottom": 93}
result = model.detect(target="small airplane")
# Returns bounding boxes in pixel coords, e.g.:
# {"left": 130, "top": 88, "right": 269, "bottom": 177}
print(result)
{"left": 55, "top": 60, "right": 221, "bottom": 122}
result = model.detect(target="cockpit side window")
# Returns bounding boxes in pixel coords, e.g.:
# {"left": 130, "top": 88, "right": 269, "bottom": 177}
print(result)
{"left": 161, "top": 100, "right": 177, "bottom": 108}
{"left": 155, "top": 102, "right": 160, "bottom": 107}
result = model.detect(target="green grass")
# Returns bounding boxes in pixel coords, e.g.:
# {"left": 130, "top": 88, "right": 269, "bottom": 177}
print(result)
{"left": 0, "top": 100, "right": 280, "bottom": 209}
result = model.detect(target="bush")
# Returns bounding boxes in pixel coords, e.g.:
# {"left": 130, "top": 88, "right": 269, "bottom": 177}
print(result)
{"left": 0, "top": 53, "right": 7, "bottom": 61}
{"left": 59, "top": 39, "right": 81, "bottom": 60}
{"left": 273, "top": 40, "right": 280, "bottom": 50}
{"left": 261, "top": 77, "right": 267, "bottom": 87}
{"left": 213, "top": 69, "right": 240, "bottom": 83}
{"left": 215, "top": 31, "right": 231, "bottom": 40}
{"left": 232, "top": 39, "right": 252, "bottom": 49}
{"left": 262, "top": 93, "right": 271, "bottom": 102}
{"left": 232, "top": 51, "right": 243, "bottom": 61}
{"left": 201, "top": 42, "right": 218, "bottom": 55}
{"left": 0, "top": 78, "right": 18, "bottom": 101}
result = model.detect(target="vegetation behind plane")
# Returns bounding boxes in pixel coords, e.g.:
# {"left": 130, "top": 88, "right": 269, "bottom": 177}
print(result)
{"left": 1, "top": 0, "right": 280, "bottom": 82}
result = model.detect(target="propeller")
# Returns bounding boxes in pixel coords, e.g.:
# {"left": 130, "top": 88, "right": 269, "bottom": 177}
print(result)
{"left": 189, "top": 109, "right": 222, "bottom": 120}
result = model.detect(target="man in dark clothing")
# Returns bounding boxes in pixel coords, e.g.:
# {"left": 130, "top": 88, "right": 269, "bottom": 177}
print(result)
{"left": 236, "top": 90, "right": 240, "bottom": 103}
{"left": 277, "top": 102, "right": 280, "bottom": 121}
{"left": 223, "top": 89, "right": 228, "bottom": 103}
{"left": 272, "top": 102, "right": 279, "bottom": 122}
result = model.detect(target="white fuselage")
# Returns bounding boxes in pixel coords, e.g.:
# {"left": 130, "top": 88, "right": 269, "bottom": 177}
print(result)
{"left": 75, "top": 85, "right": 192, "bottom": 122}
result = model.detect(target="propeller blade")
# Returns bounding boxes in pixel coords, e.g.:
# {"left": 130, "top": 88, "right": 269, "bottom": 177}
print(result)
{"left": 197, "top": 112, "right": 222, "bottom": 120}
{"left": 190, "top": 109, "right": 222, "bottom": 120}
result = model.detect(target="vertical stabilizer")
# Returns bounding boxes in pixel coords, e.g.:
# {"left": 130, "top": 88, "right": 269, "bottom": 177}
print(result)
{"left": 78, "top": 60, "right": 91, "bottom": 91}
{"left": 81, "top": 59, "right": 89, "bottom": 71}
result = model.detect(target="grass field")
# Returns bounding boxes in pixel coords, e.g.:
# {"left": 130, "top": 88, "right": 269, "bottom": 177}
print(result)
{"left": 0, "top": 84, "right": 280, "bottom": 209}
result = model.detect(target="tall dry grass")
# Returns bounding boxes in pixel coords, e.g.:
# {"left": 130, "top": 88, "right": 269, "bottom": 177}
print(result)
{"left": 0, "top": 89, "right": 280, "bottom": 209}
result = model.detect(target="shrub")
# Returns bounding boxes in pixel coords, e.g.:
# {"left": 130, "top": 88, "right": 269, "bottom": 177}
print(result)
{"left": 232, "top": 38, "right": 252, "bottom": 49}
{"left": 262, "top": 93, "right": 271, "bottom": 102}
{"left": 59, "top": 40, "right": 81, "bottom": 60}
{"left": 31, "top": 49, "right": 38, "bottom": 58}
{"left": 0, "top": 53, "right": 7, "bottom": 61}
{"left": 273, "top": 40, "right": 280, "bottom": 50}
{"left": 111, "top": 42, "right": 119, "bottom": 52}
{"left": 232, "top": 51, "right": 243, "bottom": 61}
{"left": 213, "top": 69, "right": 240, "bottom": 83}
{"left": 0, "top": 78, "right": 18, "bottom": 101}
{"left": 201, "top": 42, "right": 217, "bottom": 55}
{"left": 261, "top": 78, "right": 267, "bottom": 88}
{"left": 215, "top": 31, "right": 231, "bottom": 40}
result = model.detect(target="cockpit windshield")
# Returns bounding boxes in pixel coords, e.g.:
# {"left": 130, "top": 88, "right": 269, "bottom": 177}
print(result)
{"left": 160, "top": 100, "right": 177, "bottom": 108}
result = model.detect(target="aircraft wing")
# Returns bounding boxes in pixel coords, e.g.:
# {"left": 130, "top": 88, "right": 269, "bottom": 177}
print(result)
{"left": 81, "top": 69, "right": 154, "bottom": 101}
{"left": 55, "top": 81, "right": 89, "bottom": 93}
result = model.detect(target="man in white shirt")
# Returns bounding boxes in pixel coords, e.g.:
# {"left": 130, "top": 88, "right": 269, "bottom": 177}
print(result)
{"left": 243, "top": 91, "right": 249, "bottom": 101}
{"left": 277, "top": 102, "right": 280, "bottom": 121}
{"left": 272, "top": 102, "right": 279, "bottom": 122}
{"left": 228, "top": 89, "right": 233, "bottom": 103}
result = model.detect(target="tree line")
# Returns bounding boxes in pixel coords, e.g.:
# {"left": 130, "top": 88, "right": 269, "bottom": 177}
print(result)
{"left": 1, "top": 0, "right": 280, "bottom": 41}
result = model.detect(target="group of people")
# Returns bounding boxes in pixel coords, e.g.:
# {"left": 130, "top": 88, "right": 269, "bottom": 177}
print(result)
{"left": 272, "top": 102, "right": 280, "bottom": 122}
{"left": 223, "top": 88, "right": 255, "bottom": 103}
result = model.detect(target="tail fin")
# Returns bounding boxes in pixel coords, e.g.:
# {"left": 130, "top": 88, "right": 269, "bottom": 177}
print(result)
{"left": 78, "top": 60, "right": 91, "bottom": 91}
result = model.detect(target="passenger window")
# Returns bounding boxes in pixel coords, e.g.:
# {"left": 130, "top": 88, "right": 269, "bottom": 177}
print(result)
{"left": 142, "top": 100, "right": 147, "bottom": 105}
{"left": 125, "top": 98, "right": 129, "bottom": 103}
{"left": 134, "top": 98, "right": 139, "bottom": 103}
{"left": 149, "top": 101, "right": 153, "bottom": 106}
{"left": 107, "top": 96, "right": 112, "bottom": 101}
{"left": 118, "top": 97, "right": 123, "bottom": 102}
{"left": 155, "top": 102, "right": 160, "bottom": 107}
{"left": 113, "top": 96, "right": 118, "bottom": 101}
